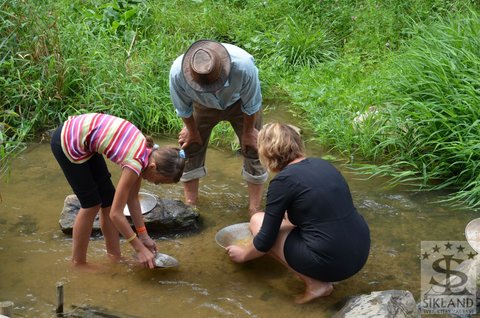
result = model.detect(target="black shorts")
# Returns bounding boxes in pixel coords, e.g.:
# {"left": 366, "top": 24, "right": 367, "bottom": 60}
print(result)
{"left": 50, "top": 124, "right": 115, "bottom": 209}
{"left": 284, "top": 213, "right": 370, "bottom": 282}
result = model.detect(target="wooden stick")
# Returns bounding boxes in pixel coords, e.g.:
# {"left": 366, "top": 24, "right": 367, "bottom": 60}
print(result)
{"left": 0, "top": 301, "right": 14, "bottom": 317}
{"left": 56, "top": 282, "right": 64, "bottom": 317}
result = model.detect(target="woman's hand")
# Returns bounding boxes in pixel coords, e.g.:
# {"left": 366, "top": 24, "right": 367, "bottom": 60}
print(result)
{"left": 226, "top": 242, "right": 265, "bottom": 263}
{"left": 225, "top": 245, "right": 248, "bottom": 263}
{"left": 139, "top": 233, "right": 157, "bottom": 254}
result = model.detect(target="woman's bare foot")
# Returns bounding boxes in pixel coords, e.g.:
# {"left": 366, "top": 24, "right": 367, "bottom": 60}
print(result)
{"left": 294, "top": 282, "right": 334, "bottom": 304}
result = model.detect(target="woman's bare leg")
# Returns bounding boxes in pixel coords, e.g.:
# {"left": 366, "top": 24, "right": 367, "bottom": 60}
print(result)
{"left": 249, "top": 212, "right": 334, "bottom": 304}
{"left": 293, "top": 274, "right": 333, "bottom": 304}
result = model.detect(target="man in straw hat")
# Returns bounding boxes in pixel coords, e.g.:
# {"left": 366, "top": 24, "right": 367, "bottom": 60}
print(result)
{"left": 169, "top": 39, "right": 268, "bottom": 215}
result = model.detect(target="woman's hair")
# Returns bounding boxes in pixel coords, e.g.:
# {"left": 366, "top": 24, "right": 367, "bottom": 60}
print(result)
{"left": 146, "top": 136, "right": 185, "bottom": 182}
{"left": 257, "top": 122, "right": 305, "bottom": 172}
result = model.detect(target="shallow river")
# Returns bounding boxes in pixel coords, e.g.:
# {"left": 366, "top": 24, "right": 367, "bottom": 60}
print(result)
{"left": 0, "top": 108, "right": 477, "bottom": 318}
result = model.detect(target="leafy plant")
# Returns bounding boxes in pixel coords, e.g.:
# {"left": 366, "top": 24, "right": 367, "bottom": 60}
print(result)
{"left": 78, "top": 0, "right": 149, "bottom": 34}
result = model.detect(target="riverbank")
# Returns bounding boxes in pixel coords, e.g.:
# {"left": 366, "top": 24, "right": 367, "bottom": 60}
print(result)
{"left": 2, "top": 0, "right": 480, "bottom": 208}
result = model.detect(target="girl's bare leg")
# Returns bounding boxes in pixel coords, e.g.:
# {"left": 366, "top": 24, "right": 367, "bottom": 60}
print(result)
{"left": 249, "top": 212, "right": 334, "bottom": 304}
{"left": 99, "top": 206, "right": 121, "bottom": 262}
{"left": 71, "top": 205, "right": 100, "bottom": 266}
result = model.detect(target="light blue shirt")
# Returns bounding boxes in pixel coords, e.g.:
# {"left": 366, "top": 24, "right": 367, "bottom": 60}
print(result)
{"left": 169, "top": 43, "right": 262, "bottom": 117}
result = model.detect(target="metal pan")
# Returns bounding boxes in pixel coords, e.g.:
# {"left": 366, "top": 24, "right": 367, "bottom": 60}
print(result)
{"left": 215, "top": 222, "right": 253, "bottom": 249}
{"left": 123, "top": 192, "right": 157, "bottom": 216}
{"left": 153, "top": 252, "right": 179, "bottom": 268}
{"left": 133, "top": 252, "right": 179, "bottom": 268}
{"left": 465, "top": 218, "right": 480, "bottom": 253}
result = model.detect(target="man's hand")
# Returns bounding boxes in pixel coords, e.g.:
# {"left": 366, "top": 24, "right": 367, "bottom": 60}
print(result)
{"left": 178, "top": 126, "right": 202, "bottom": 149}
{"left": 241, "top": 128, "right": 259, "bottom": 155}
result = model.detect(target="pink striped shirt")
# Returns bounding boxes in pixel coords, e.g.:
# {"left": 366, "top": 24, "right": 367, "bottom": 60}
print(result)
{"left": 61, "top": 113, "right": 150, "bottom": 175}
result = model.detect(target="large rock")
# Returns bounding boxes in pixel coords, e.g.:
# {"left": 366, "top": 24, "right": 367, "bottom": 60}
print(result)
{"left": 59, "top": 191, "right": 200, "bottom": 236}
{"left": 333, "top": 290, "right": 420, "bottom": 318}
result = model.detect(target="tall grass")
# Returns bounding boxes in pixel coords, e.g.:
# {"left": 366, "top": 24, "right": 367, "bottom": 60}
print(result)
{"left": 2, "top": 0, "right": 480, "bottom": 208}
{"left": 1, "top": 0, "right": 61, "bottom": 176}
{"left": 365, "top": 10, "right": 480, "bottom": 207}
{"left": 285, "top": 7, "right": 480, "bottom": 208}
{"left": 1, "top": 0, "right": 339, "bottom": 173}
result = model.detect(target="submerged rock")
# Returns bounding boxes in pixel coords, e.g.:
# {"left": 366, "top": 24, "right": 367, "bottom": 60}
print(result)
{"left": 59, "top": 191, "right": 200, "bottom": 236}
{"left": 66, "top": 305, "right": 140, "bottom": 318}
{"left": 333, "top": 290, "right": 420, "bottom": 318}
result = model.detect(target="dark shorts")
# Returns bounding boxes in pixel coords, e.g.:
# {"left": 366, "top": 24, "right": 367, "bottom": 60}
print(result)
{"left": 181, "top": 99, "right": 268, "bottom": 184}
{"left": 284, "top": 213, "right": 371, "bottom": 282}
{"left": 50, "top": 124, "right": 115, "bottom": 209}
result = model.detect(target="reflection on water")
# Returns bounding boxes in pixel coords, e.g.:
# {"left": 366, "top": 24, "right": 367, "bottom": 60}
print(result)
{"left": 1, "top": 110, "right": 478, "bottom": 317}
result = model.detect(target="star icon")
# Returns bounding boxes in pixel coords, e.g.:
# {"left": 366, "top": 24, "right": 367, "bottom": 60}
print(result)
{"left": 457, "top": 245, "right": 465, "bottom": 253}
{"left": 445, "top": 242, "right": 453, "bottom": 250}
{"left": 422, "top": 251, "right": 430, "bottom": 259}
{"left": 467, "top": 252, "right": 477, "bottom": 259}
{"left": 432, "top": 245, "right": 440, "bottom": 253}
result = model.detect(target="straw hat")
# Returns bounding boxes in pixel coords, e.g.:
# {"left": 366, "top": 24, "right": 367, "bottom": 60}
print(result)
{"left": 181, "top": 40, "right": 231, "bottom": 92}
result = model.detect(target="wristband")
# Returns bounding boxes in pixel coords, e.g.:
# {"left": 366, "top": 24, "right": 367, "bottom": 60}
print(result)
{"left": 136, "top": 226, "right": 147, "bottom": 234}
{"left": 125, "top": 233, "right": 137, "bottom": 243}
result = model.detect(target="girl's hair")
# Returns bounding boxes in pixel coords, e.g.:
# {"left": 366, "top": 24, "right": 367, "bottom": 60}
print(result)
{"left": 257, "top": 123, "right": 305, "bottom": 172}
{"left": 146, "top": 136, "right": 185, "bottom": 182}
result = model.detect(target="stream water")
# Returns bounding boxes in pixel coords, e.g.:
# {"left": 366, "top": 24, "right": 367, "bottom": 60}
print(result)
{"left": 0, "top": 106, "right": 477, "bottom": 317}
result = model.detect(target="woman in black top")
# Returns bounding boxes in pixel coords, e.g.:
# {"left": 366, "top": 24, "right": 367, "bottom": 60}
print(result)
{"left": 226, "top": 123, "right": 370, "bottom": 304}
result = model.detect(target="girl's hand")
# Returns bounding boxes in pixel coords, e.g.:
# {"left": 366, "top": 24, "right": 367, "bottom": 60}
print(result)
{"left": 135, "top": 247, "right": 155, "bottom": 269}
{"left": 139, "top": 233, "right": 157, "bottom": 254}
{"left": 225, "top": 245, "right": 248, "bottom": 263}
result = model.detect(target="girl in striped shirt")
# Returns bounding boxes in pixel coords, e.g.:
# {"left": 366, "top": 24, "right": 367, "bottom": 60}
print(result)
{"left": 51, "top": 113, "right": 185, "bottom": 270}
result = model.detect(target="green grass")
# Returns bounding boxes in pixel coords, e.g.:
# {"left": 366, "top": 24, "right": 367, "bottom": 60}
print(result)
{"left": 370, "top": 10, "right": 480, "bottom": 207}
{"left": 284, "top": 7, "right": 480, "bottom": 208}
{"left": 2, "top": 0, "right": 480, "bottom": 208}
